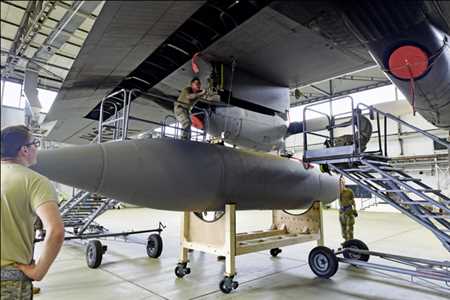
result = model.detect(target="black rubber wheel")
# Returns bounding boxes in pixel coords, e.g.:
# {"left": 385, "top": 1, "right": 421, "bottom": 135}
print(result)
{"left": 220, "top": 279, "right": 232, "bottom": 294}
{"left": 342, "top": 239, "right": 370, "bottom": 262}
{"left": 146, "top": 234, "right": 163, "bottom": 258}
{"left": 174, "top": 264, "right": 190, "bottom": 278}
{"left": 270, "top": 248, "right": 282, "bottom": 257}
{"left": 308, "top": 246, "right": 338, "bottom": 278}
{"left": 219, "top": 276, "right": 238, "bottom": 294}
{"left": 175, "top": 266, "right": 185, "bottom": 278}
{"left": 86, "top": 240, "right": 103, "bottom": 269}
{"left": 232, "top": 281, "right": 239, "bottom": 289}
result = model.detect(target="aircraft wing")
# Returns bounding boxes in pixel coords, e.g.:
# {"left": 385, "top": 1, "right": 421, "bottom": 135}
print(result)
{"left": 44, "top": 1, "right": 205, "bottom": 143}
{"left": 44, "top": 1, "right": 379, "bottom": 144}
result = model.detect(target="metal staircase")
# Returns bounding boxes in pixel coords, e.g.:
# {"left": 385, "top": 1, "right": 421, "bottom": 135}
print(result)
{"left": 302, "top": 96, "right": 450, "bottom": 252}
{"left": 57, "top": 90, "right": 131, "bottom": 236}
{"left": 329, "top": 157, "right": 449, "bottom": 251}
{"left": 60, "top": 191, "right": 118, "bottom": 235}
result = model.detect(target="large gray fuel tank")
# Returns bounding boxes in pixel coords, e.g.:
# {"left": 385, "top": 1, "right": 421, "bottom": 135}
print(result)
{"left": 34, "top": 139, "right": 339, "bottom": 211}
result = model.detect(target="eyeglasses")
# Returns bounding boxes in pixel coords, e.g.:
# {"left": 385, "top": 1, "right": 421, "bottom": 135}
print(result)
{"left": 24, "top": 139, "right": 41, "bottom": 148}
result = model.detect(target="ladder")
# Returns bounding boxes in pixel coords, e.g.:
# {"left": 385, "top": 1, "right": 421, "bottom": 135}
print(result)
{"left": 60, "top": 191, "right": 118, "bottom": 235}
{"left": 302, "top": 96, "right": 450, "bottom": 251}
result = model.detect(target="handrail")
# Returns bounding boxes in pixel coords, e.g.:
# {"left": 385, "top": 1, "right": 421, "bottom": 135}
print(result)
{"left": 357, "top": 103, "right": 449, "bottom": 148}
{"left": 302, "top": 95, "right": 356, "bottom": 155}
{"left": 98, "top": 89, "right": 127, "bottom": 143}
{"left": 95, "top": 88, "right": 214, "bottom": 142}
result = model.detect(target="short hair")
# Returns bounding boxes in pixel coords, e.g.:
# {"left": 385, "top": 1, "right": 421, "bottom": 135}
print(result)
{"left": 191, "top": 77, "right": 200, "bottom": 84}
{"left": 1, "top": 125, "right": 32, "bottom": 159}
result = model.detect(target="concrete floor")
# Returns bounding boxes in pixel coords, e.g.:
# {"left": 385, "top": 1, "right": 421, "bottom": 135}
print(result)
{"left": 34, "top": 209, "right": 450, "bottom": 300}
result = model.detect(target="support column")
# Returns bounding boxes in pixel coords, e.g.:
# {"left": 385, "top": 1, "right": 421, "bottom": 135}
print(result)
{"left": 317, "top": 202, "right": 325, "bottom": 246}
{"left": 179, "top": 211, "right": 190, "bottom": 263}
{"left": 224, "top": 204, "right": 236, "bottom": 277}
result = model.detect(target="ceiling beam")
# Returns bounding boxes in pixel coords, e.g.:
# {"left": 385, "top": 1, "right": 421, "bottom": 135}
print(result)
{"left": 309, "top": 84, "right": 331, "bottom": 96}
{"left": 55, "top": 0, "right": 99, "bottom": 20}
{"left": 2, "top": 0, "right": 36, "bottom": 78}
{"left": 1, "top": 18, "right": 83, "bottom": 48}
{"left": 2, "top": 0, "right": 91, "bottom": 34}
{"left": 1, "top": 36, "right": 76, "bottom": 60}
{"left": 2, "top": 1, "right": 59, "bottom": 78}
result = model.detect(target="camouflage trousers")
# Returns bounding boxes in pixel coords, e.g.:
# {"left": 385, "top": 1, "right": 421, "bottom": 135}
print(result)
{"left": 1, "top": 266, "right": 33, "bottom": 300}
{"left": 334, "top": 134, "right": 370, "bottom": 152}
{"left": 339, "top": 213, "right": 355, "bottom": 242}
{"left": 1, "top": 281, "right": 32, "bottom": 300}
{"left": 174, "top": 105, "right": 191, "bottom": 140}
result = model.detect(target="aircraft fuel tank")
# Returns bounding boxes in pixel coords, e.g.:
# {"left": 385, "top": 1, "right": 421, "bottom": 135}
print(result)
{"left": 33, "top": 139, "right": 339, "bottom": 211}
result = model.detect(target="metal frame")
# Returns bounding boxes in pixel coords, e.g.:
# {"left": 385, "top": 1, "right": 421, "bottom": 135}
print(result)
{"left": 299, "top": 96, "right": 449, "bottom": 291}
{"left": 336, "top": 248, "right": 450, "bottom": 286}
{"left": 126, "top": 88, "right": 209, "bottom": 142}
{"left": 302, "top": 95, "right": 359, "bottom": 161}
{"left": 46, "top": 89, "right": 166, "bottom": 259}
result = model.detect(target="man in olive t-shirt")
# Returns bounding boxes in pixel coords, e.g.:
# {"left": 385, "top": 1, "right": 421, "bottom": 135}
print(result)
{"left": 1, "top": 125, "right": 64, "bottom": 299}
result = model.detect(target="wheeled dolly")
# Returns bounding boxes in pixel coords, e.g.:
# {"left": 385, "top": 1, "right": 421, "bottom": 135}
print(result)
{"left": 175, "top": 202, "right": 325, "bottom": 293}
{"left": 308, "top": 239, "right": 450, "bottom": 288}
{"left": 36, "top": 223, "right": 166, "bottom": 269}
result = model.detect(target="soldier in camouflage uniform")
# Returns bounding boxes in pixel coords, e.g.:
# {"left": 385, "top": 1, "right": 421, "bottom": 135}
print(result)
{"left": 339, "top": 178, "right": 358, "bottom": 242}
{"left": 175, "top": 77, "right": 207, "bottom": 140}
{"left": 333, "top": 108, "right": 372, "bottom": 152}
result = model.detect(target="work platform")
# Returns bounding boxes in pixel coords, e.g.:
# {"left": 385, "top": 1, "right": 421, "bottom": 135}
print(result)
{"left": 175, "top": 202, "right": 324, "bottom": 293}
{"left": 301, "top": 96, "right": 450, "bottom": 288}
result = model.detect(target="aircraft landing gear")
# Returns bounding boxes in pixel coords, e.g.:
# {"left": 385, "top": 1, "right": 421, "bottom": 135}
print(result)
{"left": 174, "top": 262, "right": 191, "bottom": 278}
{"left": 219, "top": 276, "right": 239, "bottom": 294}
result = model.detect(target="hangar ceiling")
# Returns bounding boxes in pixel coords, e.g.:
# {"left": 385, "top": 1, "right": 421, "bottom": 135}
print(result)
{"left": 0, "top": 0, "right": 103, "bottom": 92}
{"left": 1, "top": 0, "right": 391, "bottom": 108}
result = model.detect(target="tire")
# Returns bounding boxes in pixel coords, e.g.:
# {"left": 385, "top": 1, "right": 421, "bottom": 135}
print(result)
{"left": 270, "top": 248, "right": 282, "bottom": 257}
{"left": 174, "top": 264, "right": 190, "bottom": 278}
{"left": 146, "top": 234, "right": 163, "bottom": 258}
{"left": 342, "top": 239, "right": 370, "bottom": 262}
{"left": 86, "top": 240, "right": 103, "bottom": 268}
{"left": 219, "top": 277, "right": 237, "bottom": 294}
{"left": 308, "top": 246, "right": 338, "bottom": 278}
{"left": 175, "top": 266, "right": 185, "bottom": 278}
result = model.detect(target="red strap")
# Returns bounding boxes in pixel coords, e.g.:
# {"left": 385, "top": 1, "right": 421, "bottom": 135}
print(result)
{"left": 192, "top": 52, "right": 200, "bottom": 74}
{"left": 406, "top": 64, "right": 416, "bottom": 116}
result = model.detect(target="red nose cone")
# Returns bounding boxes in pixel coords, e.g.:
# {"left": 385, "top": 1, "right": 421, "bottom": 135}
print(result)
{"left": 388, "top": 45, "right": 429, "bottom": 80}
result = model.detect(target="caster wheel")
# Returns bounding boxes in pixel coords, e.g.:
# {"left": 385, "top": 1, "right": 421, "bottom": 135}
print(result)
{"left": 86, "top": 240, "right": 103, "bottom": 269}
{"left": 270, "top": 248, "right": 282, "bottom": 257}
{"left": 219, "top": 276, "right": 238, "bottom": 294}
{"left": 146, "top": 234, "right": 163, "bottom": 258}
{"left": 174, "top": 263, "right": 190, "bottom": 278}
{"left": 308, "top": 246, "right": 338, "bottom": 279}
{"left": 342, "top": 239, "right": 369, "bottom": 262}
